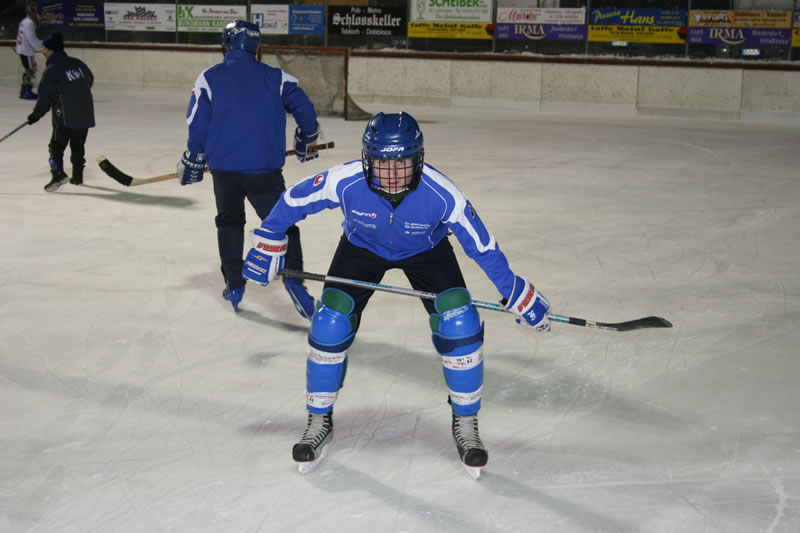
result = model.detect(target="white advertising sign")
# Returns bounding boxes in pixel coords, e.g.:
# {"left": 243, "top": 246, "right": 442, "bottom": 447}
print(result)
{"left": 177, "top": 4, "right": 247, "bottom": 32}
{"left": 251, "top": 4, "right": 289, "bottom": 35}
{"left": 411, "top": 0, "right": 492, "bottom": 24}
{"left": 497, "top": 7, "right": 586, "bottom": 25}
{"left": 104, "top": 3, "right": 176, "bottom": 31}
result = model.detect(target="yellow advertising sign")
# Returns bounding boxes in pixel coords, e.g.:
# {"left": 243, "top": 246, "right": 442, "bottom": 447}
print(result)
{"left": 793, "top": 29, "right": 800, "bottom": 47}
{"left": 408, "top": 21, "right": 493, "bottom": 39}
{"left": 589, "top": 25, "right": 686, "bottom": 44}
{"left": 690, "top": 10, "right": 792, "bottom": 28}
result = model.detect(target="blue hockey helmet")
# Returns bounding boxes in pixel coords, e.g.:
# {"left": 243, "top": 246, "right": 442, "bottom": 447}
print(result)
{"left": 221, "top": 20, "right": 260, "bottom": 54}
{"left": 362, "top": 112, "right": 424, "bottom": 204}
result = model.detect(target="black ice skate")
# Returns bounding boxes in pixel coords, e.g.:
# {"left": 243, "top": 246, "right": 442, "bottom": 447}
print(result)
{"left": 292, "top": 411, "right": 333, "bottom": 474}
{"left": 452, "top": 412, "right": 488, "bottom": 480}
{"left": 69, "top": 167, "right": 83, "bottom": 185}
{"left": 44, "top": 171, "right": 69, "bottom": 192}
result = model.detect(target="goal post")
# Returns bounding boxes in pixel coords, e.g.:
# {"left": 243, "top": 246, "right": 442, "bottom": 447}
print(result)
{"left": 259, "top": 45, "right": 371, "bottom": 121}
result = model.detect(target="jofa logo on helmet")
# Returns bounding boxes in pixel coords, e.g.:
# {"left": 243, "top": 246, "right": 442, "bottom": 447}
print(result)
{"left": 381, "top": 146, "right": 405, "bottom": 152}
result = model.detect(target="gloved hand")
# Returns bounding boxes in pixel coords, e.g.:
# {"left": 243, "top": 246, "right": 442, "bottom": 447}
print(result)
{"left": 293, "top": 123, "right": 320, "bottom": 163}
{"left": 242, "top": 229, "right": 288, "bottom": 286}
{"left": 176, "top": 150, "right": 205, "bottom": 185}
{"left": 505, "top": 275, "right": 551, "bottom": 332}
{"left": 27, "top": 113, "right": 39, "bottom": 125}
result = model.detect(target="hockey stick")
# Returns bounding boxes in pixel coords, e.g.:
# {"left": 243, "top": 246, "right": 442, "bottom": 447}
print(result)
{"left": 0, "top": 122, "right": 27, "bottom": 144}
{"left": 279, "top": 269, "right": 672, "bottom": 332}
{"left": 96, "top": 141, "right": 336, "bottom": 187}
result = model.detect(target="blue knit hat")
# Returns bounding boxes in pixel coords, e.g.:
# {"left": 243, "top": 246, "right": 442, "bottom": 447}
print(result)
{"left": 43, "top": 33, "right": 64, "bottom": 52}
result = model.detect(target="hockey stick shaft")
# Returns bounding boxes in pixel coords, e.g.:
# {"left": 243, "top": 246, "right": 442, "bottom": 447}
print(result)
{"left": 279, "top": 269, "right": 672, "bottom": 332}
{"left": 97, "top": 141, "right": 335, "bottom": 187}
{"left": 0, "top": 122, "right": 27, "bottom": 144}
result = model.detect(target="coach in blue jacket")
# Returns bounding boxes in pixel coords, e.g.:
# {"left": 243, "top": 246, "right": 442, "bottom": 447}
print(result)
{"left": 177, "top": 20, "right": 320, "bottom": 316}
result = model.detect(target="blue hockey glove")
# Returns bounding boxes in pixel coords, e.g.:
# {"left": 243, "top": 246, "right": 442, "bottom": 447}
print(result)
{"left": 505, "top": 275, "right": 551, "bottom": 332}
{"left": 293, "top": 123, "right": 320, "bottom": 163}
{"left": 176, "top": 150, "right": 205, "bottom": 185}
{"left": 242, "top": 229, "right": 287, "bottom": 286}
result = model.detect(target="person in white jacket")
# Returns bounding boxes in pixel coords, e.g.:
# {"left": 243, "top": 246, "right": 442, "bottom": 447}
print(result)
{"left": 16, "top": 2, "right": 43, "bottom": 100}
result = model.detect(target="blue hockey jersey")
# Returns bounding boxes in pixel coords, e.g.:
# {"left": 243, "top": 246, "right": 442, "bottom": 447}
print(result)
{"left": 185, "top": 49, "right": 318, "bottom": 173}
{"left": 260, "top": 160, "right": 518, "bottom": 299}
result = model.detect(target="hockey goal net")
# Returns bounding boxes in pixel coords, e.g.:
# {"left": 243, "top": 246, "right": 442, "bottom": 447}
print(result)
{"left": 260, "top": 45, "right": 370, "bottom": 121}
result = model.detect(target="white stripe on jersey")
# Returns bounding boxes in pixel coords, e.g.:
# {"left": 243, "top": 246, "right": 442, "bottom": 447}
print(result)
{"left": 284, "top": 161, "right": 363, "bottom": 208}
{"left": 280, "top": 70, "right": 299, "bottom": 96}
{"left": 186, "top": 69, "right": 213, "bottom": 125}
{"left": 420, "top": 167, "right": 498, "bottom": 254}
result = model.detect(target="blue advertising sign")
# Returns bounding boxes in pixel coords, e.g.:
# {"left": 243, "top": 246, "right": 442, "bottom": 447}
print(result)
{"left": 688, "top": 27, "right": 791, "bottom": 46}
{"left": 38, "top": 2, "right": 104, "bottom": 29}
{"left": 290, "top": 5, "right": 324, "bottom": 35}
{"left": 590, "top": 8, "right": 685, "bottom": 27}
{"left": 495, "top": 24, "right": 587, "bottom": 41}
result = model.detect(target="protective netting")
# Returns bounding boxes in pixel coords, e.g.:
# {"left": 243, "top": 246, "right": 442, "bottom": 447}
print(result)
{"left": 261, "top": 46, "right": 371, "bottom": 121}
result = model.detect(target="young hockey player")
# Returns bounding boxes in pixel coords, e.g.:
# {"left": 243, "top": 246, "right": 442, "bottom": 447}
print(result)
{"left": 242, "top": 112, "right": 551, "bottom": 478}
{"left": 16, "top": 2, "right": 43, "bottom": 100}
{"left": 178, "top": 20, "right": 319, "bottom": 317}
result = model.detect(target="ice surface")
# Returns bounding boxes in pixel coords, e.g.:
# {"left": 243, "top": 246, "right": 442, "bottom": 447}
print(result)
{"left": 2, "top": 80, "right": 800, "bottom": 532}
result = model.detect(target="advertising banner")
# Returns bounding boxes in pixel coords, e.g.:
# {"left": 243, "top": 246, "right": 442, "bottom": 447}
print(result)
{"left": 688, "top": 27, "right": 791, "bottom": 46}
{"left": 497, "top": 7, "right": 585, "bottom": 25}
{"left": 689, "top": 10, "right": 792, "bottom": 29}
{"left": 411, "top": 0, "right": 492, "bottom": 23}
{"left": 496, "top": 7, "right": 586, "bottom": 41}
{"left": 251, "top": 4, "right": 289, "bottom": 35}
{"left": 794, "top": 12, "right": 800, "bottom": 47}
{"left": 590, "top": 8, "right": 685, "bottom": 27}
{"left": 38, "top": 2, "right": 104, "bottom": 29}
{"left": 328, "top": 5, "right": 406, "bottom": 37}
{"left": 408, "top": 22, "right": 493, "bottom": 39}
{"left": 176, "top": 4, "right": 246, "bottom": 32}
{"left": 105, "top": 3, "right": 176, "bottom": 32}
{"left": 288, "top": 5, "right": 324, "bottom": 35}
{"left": 588, "top": 8, "right": 686, "bottom": 44}
{"left": 495, "top": 24, "right": 586, "bottom": 41}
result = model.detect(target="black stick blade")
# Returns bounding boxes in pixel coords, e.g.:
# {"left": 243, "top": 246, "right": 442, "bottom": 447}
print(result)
{"left": 596, "top": 316, "right": 672, "bottom": 332}
{"left": 96, "top": 156, "right": 133, "bottom": 186}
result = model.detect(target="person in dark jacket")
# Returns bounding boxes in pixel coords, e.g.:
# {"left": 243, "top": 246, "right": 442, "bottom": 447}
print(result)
{"left": 26, "top": 33, "right": 95, "bottom": 192}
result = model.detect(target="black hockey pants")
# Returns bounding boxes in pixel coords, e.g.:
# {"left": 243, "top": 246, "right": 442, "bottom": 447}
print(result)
{"left": 212, "top": 169, "right": 303, "bottom": 290}
{"left": 48, "top": 122, "right": 88, "bottom": 175}
{"left": 325, "top": 235, "right": 467, "bottom": 325}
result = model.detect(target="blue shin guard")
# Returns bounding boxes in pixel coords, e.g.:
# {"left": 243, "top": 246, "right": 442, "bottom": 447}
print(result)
{"left": 306, "top": 288, "right": 358, "bottom": 414}
{"left": 430, "top": 288, "right": 484, "bottom": 416}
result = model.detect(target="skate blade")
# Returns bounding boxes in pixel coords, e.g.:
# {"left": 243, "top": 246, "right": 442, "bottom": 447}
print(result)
{"left": 463, "top": 464, "right": 482, "bottom": 480}
{"left": 297, "top": 445, "right": 328, "bottom": 475}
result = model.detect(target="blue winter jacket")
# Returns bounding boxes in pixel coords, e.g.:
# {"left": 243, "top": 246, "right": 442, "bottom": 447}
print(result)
{"left": 185, "top": 49, "right": 318, "bottom": 173}
{"left": 259, "top": 160, "right": 518, "bottom": 299}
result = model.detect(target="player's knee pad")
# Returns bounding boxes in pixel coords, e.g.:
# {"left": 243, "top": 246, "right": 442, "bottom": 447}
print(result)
{"left": 306, "top": 288, "right": 358, "bottom": 413}
{"left": 430, "top": 287, "right": 484, "bottom": 416}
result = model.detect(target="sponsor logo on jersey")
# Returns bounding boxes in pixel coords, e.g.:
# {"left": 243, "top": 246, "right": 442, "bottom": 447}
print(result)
{"left": 351, "top": 209, "right": 377, "bottom": 218}
{"left": 313, "top": 173, "right": 325, "bottom": 186}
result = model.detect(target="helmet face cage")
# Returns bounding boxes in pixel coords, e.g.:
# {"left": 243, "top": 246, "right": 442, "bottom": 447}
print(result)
{"left": 362, "top": 112, "right": 424, "bottom": 204}
{"left": 222, "top": 20, "right": 260, "bottom": 54}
